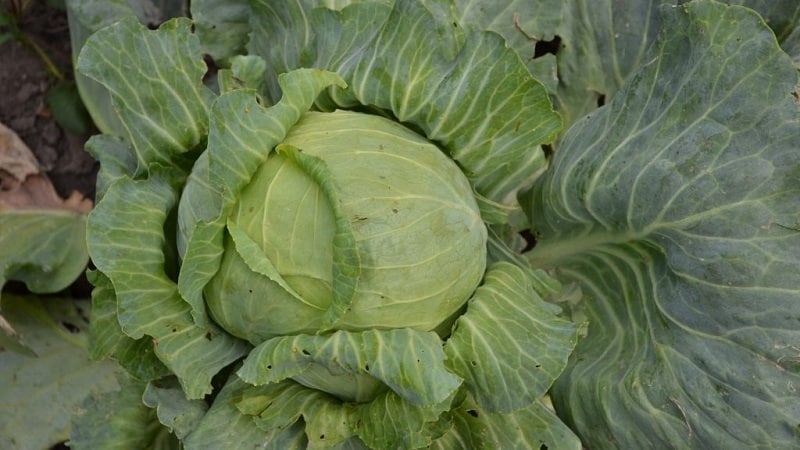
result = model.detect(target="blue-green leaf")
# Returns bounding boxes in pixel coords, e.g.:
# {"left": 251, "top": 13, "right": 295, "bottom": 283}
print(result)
{"left": 522, "top": 1, "right": 800, "bottom": 447}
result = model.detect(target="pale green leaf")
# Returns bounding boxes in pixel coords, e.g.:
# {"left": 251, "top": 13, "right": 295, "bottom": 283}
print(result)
{"left": 522, "top": 1, "right": 800, "bottom": 447}
{"left": 248, "top": 0, "right": 560, "bottom": 211}
{"left": 277, "top": 144, "right": 361, "bottom": 327}
{"left": 184, "top": 375, "right": 309, "bottom": 449}
{"left": 445, "top": 262, "right": 579, "bottom": 413}
{"left": 86, "top": 270, "right": 169, "bottom": 381}
{"left": 76, "top": 16, "right": 215, "bottom": 174}
{"left": 179, "top": 69, "right": 345, "bottom": 326}
{"left": 431, "top": 394, "right": 582, "bottom": 450}
{"left": 87, "top": 168, "right": 248, "bottom": 398}
{"left": 238, "top": 328, "right": 462, "bottom": 406}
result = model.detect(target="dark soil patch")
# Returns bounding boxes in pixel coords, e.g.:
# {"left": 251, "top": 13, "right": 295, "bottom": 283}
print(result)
{"left": 0, "top": 1, "right": 97, "bottom": 201}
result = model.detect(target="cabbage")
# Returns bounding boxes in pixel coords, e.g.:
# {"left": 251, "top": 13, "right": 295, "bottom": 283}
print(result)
{"left": 71, "top": 0, "right": 800, "bottom": 448}
{"left": 204, "top": 110, "right": 487, "bottom": 341}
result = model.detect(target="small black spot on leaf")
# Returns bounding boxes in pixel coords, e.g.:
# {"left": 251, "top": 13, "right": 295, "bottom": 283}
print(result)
{"left": 61, "top": 321, "right": 80, "bottom": 333}
{"left": 467, "top": 410, "right": 479, "bottom": 418}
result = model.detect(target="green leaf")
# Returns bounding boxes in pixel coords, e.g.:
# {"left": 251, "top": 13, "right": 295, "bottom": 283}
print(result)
{"left": 87, "top": 168, "right": 249, "bottom": 398}
{"left": 65, "top": 0, "right": 136, "bottom": 136}
{"left": 179, "top": 69, "right": 345, "bottom": 326}
{"left": 239, "top": 381, "right": 358, "bottom": 448}
{"left": 451, "top": 0, "right": 566, "bottom": 93}
{"left": 142, "top": 377, "right": 209, "bottom": 439}
{"left": 248, "top": 0, "right": 560, "bottom": 212}
{"left": 277, "top": 144, "right": 361, "bottom": 328}
{"left": 0, "top": 295, "right": 125, "bottom": 450}
{"left": 699, "top": 1, "right": 800, "bottom": 45}
{"left": 218, "top": 54, "right": 269, "bottom": 93}
{"left": 238, "top": 328, "right": 462, "bottom": 406}
{"left": 76, "top": 16, "right": 215, "bottom": 175}
{"left": 205, "top": 69, "right": 347, "bottom": 212}
{"left": 190, "top": 0, "right": 251, "bottom": 63}
{"left": 46, "top": 82, "right": 93, "bottom": 134}
{"left": 0, "top": 209, "right": 88, "bottom": 296}
{"left": 185, "top": 374, "right": 309, "bottom": 449}
{"left": 86, "top": 270, "right": 170, "bottom": 381}
{"left": 522, "top": 1, "right": 800, "bottom": 447}
{"left": 445, "top": 262, "right": 579, "bottom": 413}
{"left": 69, "top": 377, "right": 178, "bottom": 450}
{"left": 85, "top": 135, "right": 139, "bottom": 201}
{"left": 432, "top": 394, "right": 582, "bottom": 450}
{"left": 349, "top": 388, "right": 452, "bottom": 449}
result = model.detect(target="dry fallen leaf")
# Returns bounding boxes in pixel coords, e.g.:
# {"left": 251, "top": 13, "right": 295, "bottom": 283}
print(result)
{"left": 0, "top": 121, "right": 39, "bottom": 184}
{"left": 0, "top": 174, "right": 93, "bottom": 214}
{"left": 0, "top": 121, "right": 92, "bottom": 214}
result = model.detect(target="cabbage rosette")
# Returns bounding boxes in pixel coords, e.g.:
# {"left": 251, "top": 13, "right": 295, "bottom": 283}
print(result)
{"left": 77, "top": 1, "right": 580, "bottom": 448}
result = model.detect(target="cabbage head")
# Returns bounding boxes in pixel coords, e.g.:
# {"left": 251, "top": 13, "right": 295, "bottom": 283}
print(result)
{"left": 201, "top": 110, "right": 487, "bottom": 341}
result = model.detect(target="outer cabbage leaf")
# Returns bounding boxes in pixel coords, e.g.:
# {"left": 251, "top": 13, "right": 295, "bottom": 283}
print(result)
{"left": 86, "top": 269, "right": 170, "bottom": 381}
{"left": 0, "top": 296, "right": 125, "bottom": 450}
{"left": 87, "top": 167, "right": 248, "bottom": 399}
{"left": 142, "top": 377, "right": 209, "bottom": 440}
{"left": 238, "top": 328, "right": 462, "bottom": 406}
{"left": 78, "top": 18, "right": 259, "bottom": 398}
{"left": 445, "top": 262, "right": 578, "bottom": 413}
{"left": 0, "top": 210, "right": 87, "bottom": 297}
{"left": 184, "top": 374, "right": 310, "bottom": 450}
{"left": 432, "top": 394, "right": 581, "bottom": 450}
{"left": 65, "top": 0, "right": 190, "bottom": 136}
{"left": 455, "top": 0, "right": 800, "bottom": 133}
{"left": 248, "top": 0, "right": 561, "bottom": 212}
{"left": 76, "top": 16, "right": 214, "bottom": 175}
{"left": 70, "top": 378, "right": 178, "bottom": 450}
{"left": 190, "top": 0, "right": 251, "bottom": 63}
{"left": 522, "top": 1, "right": 800, "bottom": 447}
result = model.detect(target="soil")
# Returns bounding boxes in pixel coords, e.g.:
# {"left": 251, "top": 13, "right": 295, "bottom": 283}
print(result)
{"left": 0, "top": 1, "right": 98, "bottom": 202}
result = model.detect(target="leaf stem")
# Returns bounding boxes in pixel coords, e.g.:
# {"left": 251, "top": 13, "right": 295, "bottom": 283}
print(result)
{"left": 17, "top": 30, "right": 65, "bottom": 82}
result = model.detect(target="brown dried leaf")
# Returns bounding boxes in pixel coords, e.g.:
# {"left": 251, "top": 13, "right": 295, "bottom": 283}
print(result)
{"left": 0, "top": 173, "right": 92, "bottom": 214}
{"left": 0, "top": 121, "right": 92, "bottom": 214}
{"left": 0, "top": 121, "right": 39, "bottom": 184}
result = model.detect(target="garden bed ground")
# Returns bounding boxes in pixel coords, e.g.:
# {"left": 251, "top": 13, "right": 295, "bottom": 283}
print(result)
{"left": 0, "top": 2, "right": 97, "bottom": 204}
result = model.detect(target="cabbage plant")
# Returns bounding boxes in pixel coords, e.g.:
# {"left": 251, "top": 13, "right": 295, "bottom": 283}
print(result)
{"left": 69, "top": 0, "right": 800, "bottom": 448}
